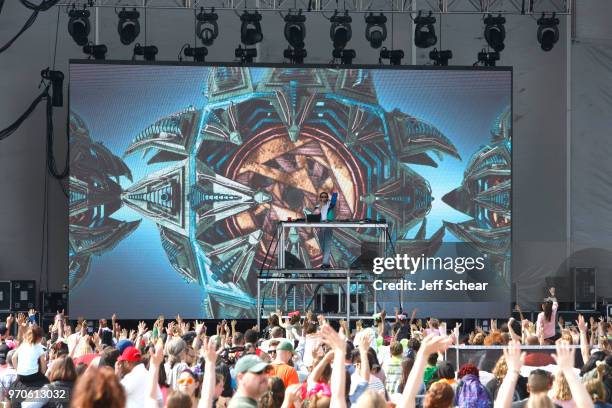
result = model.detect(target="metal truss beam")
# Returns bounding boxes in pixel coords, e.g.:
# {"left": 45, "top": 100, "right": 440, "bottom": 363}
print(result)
{"left": 58, "top": 0, "right": 570, "bottom": 14}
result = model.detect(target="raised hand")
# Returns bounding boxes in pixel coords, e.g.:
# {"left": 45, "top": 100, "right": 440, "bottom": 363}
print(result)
{"left": 120, "top": 328, "right": 128, "bottom": 340}
{"left": 150, "top": 338, "right": 165, "bottom": 366}
{"left": 17, "top": 313, "right": 26, "bottom": 326}
{"left": 420, "top": 333, "right": 454, "bottom": 356}
{"left": 549, "top": 287, "right": 556, "bottom": 297}
{"left": 503, "top": 340, "right": 525, "bottom": 374}
{"left": 558, "top": 315, "right": 565, "bottom": 328}
{"left": 203, "top": 336, "right": 218, "bottom": 364}
{"left": 357, "top": 331, "right": 371, "bottom": 351}
{"left": 138, "top": 321, "right": 148, "bottom": 337}
{"left": 6, "top": 314, "right": 14, "bottom": 327}
{"left": 320, "top": 324, "right": 344, "bottom": 351}
{"left": 283, "top": 383, "right": 303, "bottom": 408}
{"left": 129, "top": 329, "right": 137, "bottom": 340}
{"left": 195, "top": 320, "right": 206, "bottom": 336}
{"left": 552, "top": 341, "right": 576, "bottom": 372}
{"left": 112, "top": 313, "right": 118, "bottom": 323}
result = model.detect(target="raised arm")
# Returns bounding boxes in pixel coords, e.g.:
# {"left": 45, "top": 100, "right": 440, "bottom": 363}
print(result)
{"left": 552, "top": 341, "right": 593, "bottom": 408}
{"left": 494, "top": 340, "right": 524, "bottom": 408}
{"left": 400, "top": 334, "right": 453, "bottom": 408}
{"left": 576, "top": 314, "right": 590, "bottom": 365}
{"left": 144, "top": 339, "right": 164, "bottom": 408}
{"left": 357, "top": 332, "right": 371, "bottom": 382}
{"left": 198, "top": 336, "right": 218, "bottom": 408}
{"left": 320, "top": 325, "right": 347, "bottom": 408}
{"left": 308, "top": 350, "right": 335, "bottom": 386}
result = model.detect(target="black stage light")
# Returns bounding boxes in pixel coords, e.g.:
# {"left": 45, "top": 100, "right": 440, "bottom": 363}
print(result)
{"left": 413, "top": 10, "right": 437, "bottom": 48}
{"left": 117, "top": 8, "right": 140, "bottom": 45}
{"left": 429, "top": 48, "right": 452, "bottom": 66}
{"left": 484, "top": 14, "right": 506, "bottom": 52}
{"left": 365, "top": 13, "right": 387, "bottom": 49}
{"left": 379, "top": 47, "right": 403, "bottom": 65}
{"left": 284, "top": 47, "right": 307, "bottom": 64}
{"left": 184, "top": 45, "right": 208, "bottom": 62}
{"left": 133, "top": 43, "right": 158, "bottom": 61}
{"left": 83, "top": 43, "right": 107, "bottom": 60}
{"left": 68, "top": 6, "right": 90, "bottom": 46}
{"left": 284, "top": 10, "right": 306, "bottom": 50}
{"left": 196, "top": 8, "right": 219, "bottom": 46}
{"left": 332, "top": 48, "right": 356, "bottom": 65}
{"left": 477, "top": 48, "right": 499, "bottom": 66}
{"left": 240, "top": 11, "right": 263, "bottom": 45}
{"left": 330, "top": 10, "right": 352, "bottom": 51}
{"left": 235, "top": 45, "right": 257, "bottom": 63}
{"left": 537, "top": 12, "right": 559, "bottom": 51}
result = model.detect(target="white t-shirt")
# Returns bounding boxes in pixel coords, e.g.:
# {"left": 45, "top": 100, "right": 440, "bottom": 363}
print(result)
{"left": 122, "top": 363, "right": 162, "bottom": 408}
{"left": 16, "top": 343, "right": 45, "bottom": 376}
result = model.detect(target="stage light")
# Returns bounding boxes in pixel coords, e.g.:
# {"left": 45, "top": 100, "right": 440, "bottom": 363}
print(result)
{"left": 184, "top": 45, "right": 208, "bottom": 62}
{"left": 429, "top": 48, "right": 452, "bottom": 66}
{"left": 68, "top": 6, "right": 90, "bottom": 46}
{"left": 284, "top": 10, "right": 306, "bottom": 50}
{"left": 133, "top": 43, "right": 158, "bottom": 61}
{"left": 484, "top": 14, "right": 506, "bottom": 52}
{"left": 477, "top": 48, "right": 499, "bottom": 66}
{"left": 284, "top": 47, "right": 307, "bottom": 64}
{"left": 240, "top": 11, "right": 263, "bottom": 46}
{"left": 379, "top": 47, "right": 403, "bottom": 65}
{"left": 332, "top": 48, "right": 356, "bottom": 65}
{"left": 235, "top": 45, "right": 257, "bottom": 63}
{"left": 196, "top": 8, "right": 219, "bottom": 46}
{"left": 117, "top": 8, "right": 140, "bottom": 45}
{"left": 365, "top": 13, "right": 387, "bottom": 49}
{"left": 83, "top": 44, "right": 107, "bottom": 60}
{"left": 413, "top": 10, "right": 437, "bottom": 48}
{"left": 537, "top": 12, "right": 559, "bottom": 51}
{"left": 330, "top": 10, "right": 352, "bottom": 51}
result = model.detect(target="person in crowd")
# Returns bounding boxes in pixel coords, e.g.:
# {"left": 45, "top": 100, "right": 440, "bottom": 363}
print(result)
{"left": 383, "top": 341, "right": 403, "bottom": 395}
{"left": 116, "top": 345, "right": 162, "bottom": 408}
{"left": 228, "top": 354, "right": 271, "bottom": 408}
{"left": 549, "top": 371, "right": 576, "bottom": 408}
{"left": 269, "top": 340, "right": 299, "bottom": 388}
{"left": 165, "top": 337, "right": 190, "bottom": 390}
{"left": 71, "top": 366, "right": 126, "bottom": 408}
{"left": 422, "top": 353, "right": 439, "bottom": 388}
{"left": 176, "top": 368, "right": 201, "bottom": 408}
{"left": 454, "top": 363, "right": 491, "bottom": 407}
{"left": 486, "top": 355, "right": 525, "bottom": 402}
{"left": 258, "top": 376, "right": 285, "bottom": 408}
{"left": 423, "top": 381, "right": 454, "bottom": 408}
{"left": 536, "top": 287, "right": 559, "bottom": 342}
{"left": 511, "top": 369, "right": 554, "bottom": 408}
{"left": 22, "top": 355, "right": 76, "bottom": 408}
{"left": 431, "top": 361, "right": 457, "bottom": 391}
{"left": 583, "top": 364, "right": 612, "bottom": 407}
{"left": 0, "top": 349, "right": 17, "bottom": 399}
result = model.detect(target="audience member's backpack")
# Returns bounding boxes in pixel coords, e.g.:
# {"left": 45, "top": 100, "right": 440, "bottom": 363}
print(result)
{"left": 455, "top": 374, "right": 492, "bottom": 408}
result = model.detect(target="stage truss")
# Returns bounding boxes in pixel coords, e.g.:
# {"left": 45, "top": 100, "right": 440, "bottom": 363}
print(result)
{"left": 57, "top": 0, "right": 570, "bottom": 14}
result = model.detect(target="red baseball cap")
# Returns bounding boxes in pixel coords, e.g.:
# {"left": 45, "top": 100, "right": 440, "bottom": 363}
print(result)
{"left": 118, "top": 346, "right": 141, "bottom": 363}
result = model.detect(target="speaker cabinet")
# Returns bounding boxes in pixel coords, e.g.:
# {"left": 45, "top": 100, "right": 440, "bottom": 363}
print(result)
{"left": 573, "top": 267, "right": 596, "bottom": 311}
{"left": 11, "top": 280, "right": 36, "bottom": 311}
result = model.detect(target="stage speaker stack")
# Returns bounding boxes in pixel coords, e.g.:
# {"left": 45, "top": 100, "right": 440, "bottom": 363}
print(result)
{"left": 42, "top": 292, "right": 68, "bottom": 315}
{"left": 0, "top": 281, "right": 10, "bottom": 312}
{"left": 573, "top": 267, "right": 596, "bottom": 311}
{"left": 10, "top": 280, "right": 36, "bottom": 311}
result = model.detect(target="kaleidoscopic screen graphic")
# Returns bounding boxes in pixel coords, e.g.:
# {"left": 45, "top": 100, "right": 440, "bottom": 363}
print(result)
{"left": 69, "top": 63, "right": 512, "bottom": 319}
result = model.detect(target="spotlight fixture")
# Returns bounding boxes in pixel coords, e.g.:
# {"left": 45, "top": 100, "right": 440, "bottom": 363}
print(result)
{"left": 196, "top": 8, "right": 219, "bottom": 46}
{"left": 235, "top": 45, "right": 257, "bottom": 63}
{"left": 332, "top": 49, "right": 356, "bottom": 65}
{"left": 133, "top": 43, "right": 158, "bottom": 61}
{"left": 365, "top": 13, "right": 387, "bottom": 49}
{"left": 83, "top": 43, "right": 107, "bottom": 60}
{"left": 330, "top": 10, "right": 352, "bottom": 51}
{"left": 484, "top": 14, "right": 506, "bottom": 52}
{"left": 117, "top": 8, "right": 140, "bottom": 45}
{"left": 477, "top": 48, "right": 500, "bottom": 67}
{"left": 240, "top": 11, "right": 263, "bottom": 46}
{"left": 184, "top": 45, "right": 208, "bottom": 62}
{"left": 284, "top": 10, "right": 306, "bottom": 50}
{"left": 413, "top": 10, "right": 437, "bottom": 48}
{"left": 429, "top": 48, "right": 452, "bottom": 66}
{"left": 379, "top": 47, "right": 403, "bottom": 65}
{"left": 537, "top": 12, "right": 559, "bottom": 51}
{"left": 68, "top": 6, "right": 90, "bottom": 46}
{"left": 284, "top": 47, "right": 307, "bottom": 64}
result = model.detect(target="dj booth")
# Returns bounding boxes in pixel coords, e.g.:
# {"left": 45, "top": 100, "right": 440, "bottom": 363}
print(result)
{"left": 257, "top": 220, "right": 394, "bottom": 327}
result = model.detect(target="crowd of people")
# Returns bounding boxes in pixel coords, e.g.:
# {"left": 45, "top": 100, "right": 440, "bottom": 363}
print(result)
{"left": 0, "top": 287, "right": 611, "bottom": 408}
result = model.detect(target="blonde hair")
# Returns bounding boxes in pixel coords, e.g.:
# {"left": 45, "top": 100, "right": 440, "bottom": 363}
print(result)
{"left": 584, "top": 364, "right": 607, "bottom": 402}
{"left": 492, "top": 356, "right": 508, "bottom": 382}
{"left": 550, "top": 371, "right": 571, "bottom": 401}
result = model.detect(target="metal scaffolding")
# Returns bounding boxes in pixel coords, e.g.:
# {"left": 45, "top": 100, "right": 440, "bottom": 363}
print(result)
{"left": 57, "top": 0, "right": 570, "bottom": 14}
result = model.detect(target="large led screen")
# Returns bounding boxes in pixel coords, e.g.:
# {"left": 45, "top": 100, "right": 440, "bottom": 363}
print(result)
{"left": 69, "top": 62, "right": 512, "bottom": 319}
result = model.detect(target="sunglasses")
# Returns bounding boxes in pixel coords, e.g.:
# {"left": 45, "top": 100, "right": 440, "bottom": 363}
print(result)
{"left": 268, "top": 349, "right": 277, "bottom": 354}
{"left": 178, "top": 377, "right": 195, "bottom": 385}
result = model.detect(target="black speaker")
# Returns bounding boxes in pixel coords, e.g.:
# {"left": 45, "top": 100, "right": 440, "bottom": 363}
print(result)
{"left": 573, "top": 267, "right": 596, "bottom": 311}
{"left": 0, "top": 281, "right": 10, "bottom": 312}
{"left": 42, "top": 292, "right": 68, "bottom": 315}
{"left": 316, "top": 293, "right": 340, "bottom": 313}
{"left": 284, "top": 251, "right": 305, "bottom": 269}
{"left": 350, "top": 242, "right": 379, "bottom": 269}
{"left": 11, "top": 280, "right": 36, "bottom": 311}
